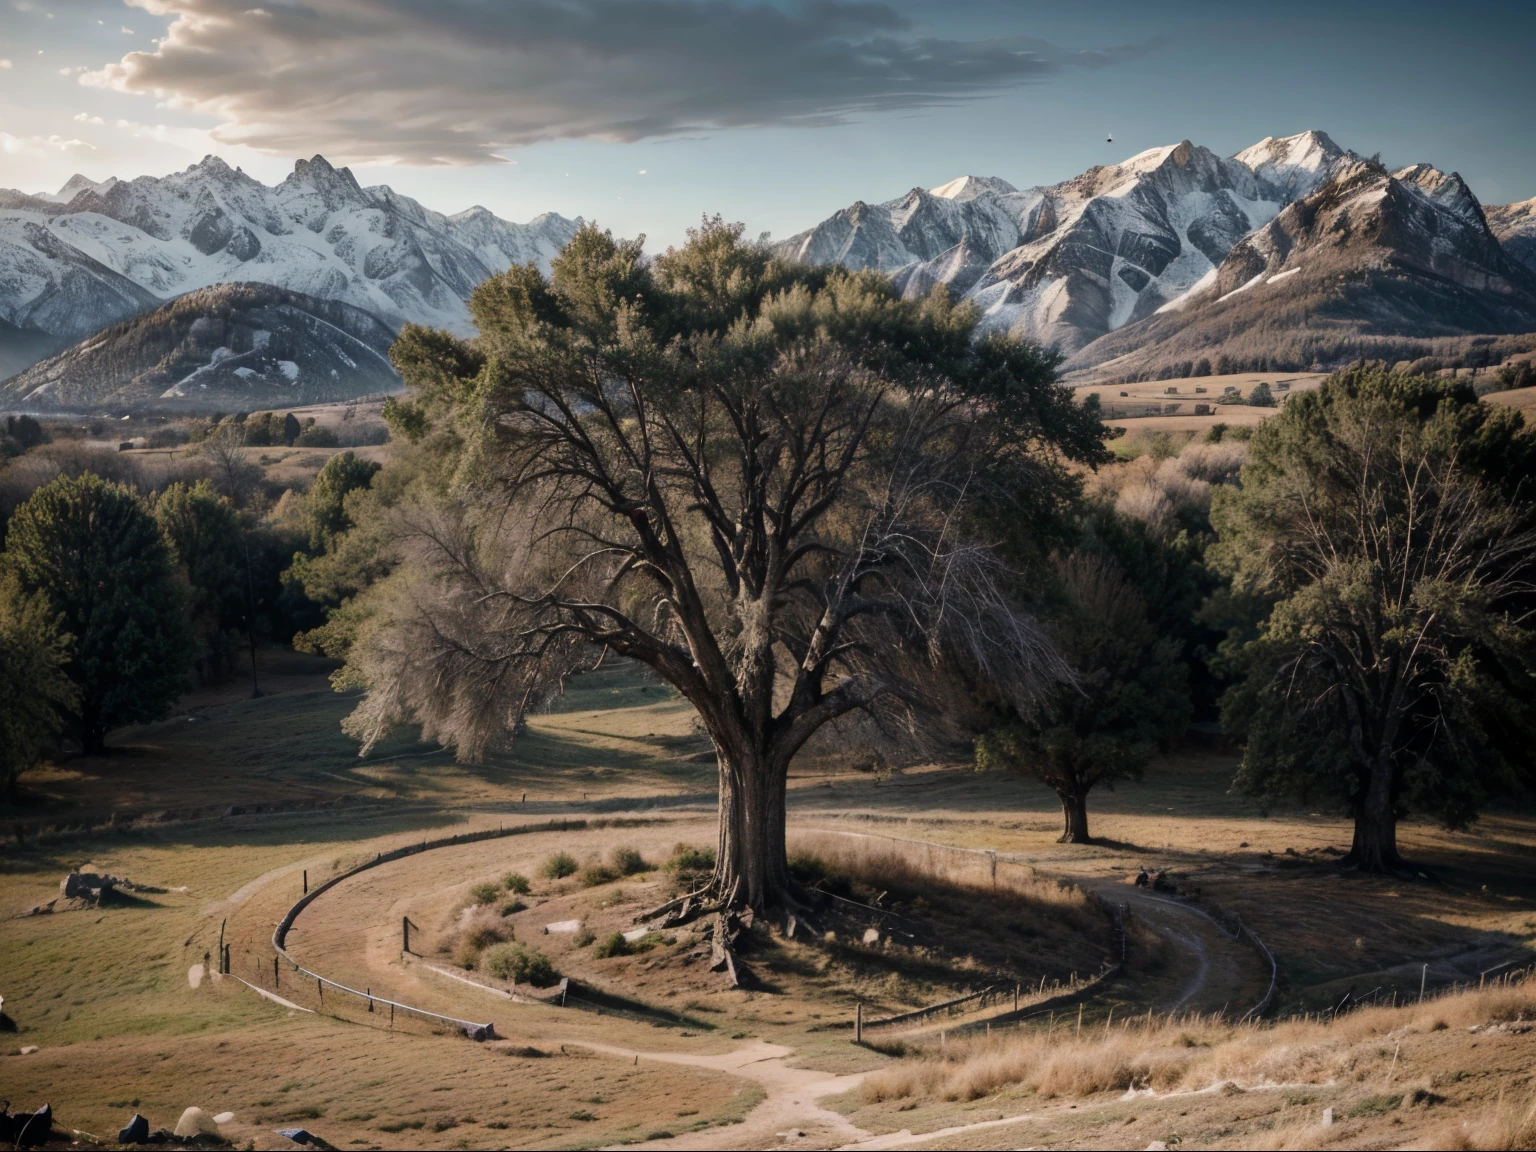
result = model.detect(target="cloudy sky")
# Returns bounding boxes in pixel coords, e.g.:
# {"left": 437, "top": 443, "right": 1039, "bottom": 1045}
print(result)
{"left": 1, "top": 0, "right": 1533, "bottom": 245}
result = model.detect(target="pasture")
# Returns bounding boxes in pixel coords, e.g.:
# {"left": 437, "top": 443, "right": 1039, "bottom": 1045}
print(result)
{"left": 2, "top": 657, "right": 1533, "bottom": 1149}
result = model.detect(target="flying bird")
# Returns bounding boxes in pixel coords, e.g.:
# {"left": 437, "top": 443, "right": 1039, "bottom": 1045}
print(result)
{"left": 1107, "top": 134, "right": 1114, "bottom": 143}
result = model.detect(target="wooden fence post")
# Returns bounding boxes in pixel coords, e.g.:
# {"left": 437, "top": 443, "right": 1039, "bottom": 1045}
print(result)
{"left": 403, "top": 916, "right": 411, "bottom": 954}
{"left": 855, "top": 1002, "right": 863, "bottom": 1044}
{"left": 303, "top": 869, "right": 308, "bottom": 895}
{"left": 1419, "top": 964, "right": 1428, "bottom": 1003}
{"left": 273, "top": 956, "right": 279, "bottom": 987}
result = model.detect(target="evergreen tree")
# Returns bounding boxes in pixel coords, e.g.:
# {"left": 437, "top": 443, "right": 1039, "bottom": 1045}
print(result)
{"left": 0, "top": 571, "right": 76, "bottom": 798}
{"left": 156, "top": 481, "right": 247, "bottom": 684}
{"left": 1211, "top": 366, "right": 1536, "bottom": 870}
{"left": 4, "top": 474, "right": 192, "bottom": 752}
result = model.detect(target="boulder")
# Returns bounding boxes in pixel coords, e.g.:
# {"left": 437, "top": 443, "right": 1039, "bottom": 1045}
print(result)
{"left": 117, "top": 1113, "right": 150, "bottom": 1144}
{"left": 173, "top": 1106, "right": 221, "bottom": 1138}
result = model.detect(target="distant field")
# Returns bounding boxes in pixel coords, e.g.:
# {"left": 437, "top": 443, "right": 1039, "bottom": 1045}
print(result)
{"left": 1079, "top": 372, "right": 1327, "bottom": 420}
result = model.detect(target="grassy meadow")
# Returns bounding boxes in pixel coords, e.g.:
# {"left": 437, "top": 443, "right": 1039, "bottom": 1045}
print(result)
{"left": 1, "top": 653, "right": 1532, "bottom": 1149}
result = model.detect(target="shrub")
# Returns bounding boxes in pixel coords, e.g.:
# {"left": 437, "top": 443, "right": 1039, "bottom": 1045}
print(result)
{"left": 580, "top": 862, "right": 619, "bottom": 887}
{"left": 541, "top": 851, "right": 578, "bottom": 880}
{"left": 593, "top": 932, "right": 631, "bottom": 958}
{"left": 468, "top": 881, "right": 501, "bottom": 904}
{"left": 295, "top": 425, "right": 340, "bottom": 447}
{"left": 502, "top": 872, "right": 531, "bottom": 894}
{"left": 574, "top": 927, "right": 596, "bottom": 948}
{"left": 665, "top": 844, "right": 716, "bottom": 874}
{"left": 610, "top": 846, "right": 648, "bottom": 875}
{"left": 483, "top": 943, "right": 559, "bottom": 986}
{"left": 499, "top": 898, "right": 527, "bottom": 916}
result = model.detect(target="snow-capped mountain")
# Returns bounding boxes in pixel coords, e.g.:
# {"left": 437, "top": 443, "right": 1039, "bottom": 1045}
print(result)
{"left": 1064, "top": 160, "right": 1536, "bottom": 379}
{"left": 775, "top": 130, "right": 1363, "bottom": 355}
{"left": 1487, "top": 197, "right": 1536, "bottom": 277}
{"left": 0, "top": 155, "right": 581, "bottom": 374}
{"left": 1, "top": 282, "right": 399, "bottom": 412}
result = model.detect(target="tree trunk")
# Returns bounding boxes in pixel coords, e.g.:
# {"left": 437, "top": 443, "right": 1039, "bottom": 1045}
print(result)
{"left": 1345, "top": 755, "right": 1402, "bottom": 872}
{"left": 1058, "top": 790, "right": 1091, "bottom": 844}
{"left": 711, "top": 747, "right": 792, "bottom": 912}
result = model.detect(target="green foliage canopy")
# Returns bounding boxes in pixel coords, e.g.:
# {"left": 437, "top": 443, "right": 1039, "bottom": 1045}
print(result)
{"left": 3, "top": 473, "right": 192, "bottom": 752}
{"left": 976, "top": 550, "right": 1190, "bottom": 842}
{"left": 0, "top": 571, "right": 76, "bottom": 797}
{"left": 1211, "top": 365, "right": 1536, "bottom": 870}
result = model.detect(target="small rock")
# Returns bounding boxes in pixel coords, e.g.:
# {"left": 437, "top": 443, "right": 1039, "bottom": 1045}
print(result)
{"left": 18, "top": 1045, "right": 38, "bottom": 1055}
{"left": 862, "top": 928, "right": 880, "bottom": 945}
{"left": 544, "top": 919, "right": 581, "bottom": 934}
{"left": 117, "top": 1114, "right": 150, "bottom": 1144}
{"left": 1146, "top": 1143, "right": 1168, "bottom": 1151}
{"left": 1322, "top": 1105, "right": 1334, "bottom": 1127}
{"left": 213, "top": 1111, "right": 235, "bottom": 1124}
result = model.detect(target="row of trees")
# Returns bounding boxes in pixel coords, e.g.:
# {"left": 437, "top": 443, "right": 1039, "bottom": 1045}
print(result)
{"left": 0, "top": 448, "right": 382, "bottom": 795}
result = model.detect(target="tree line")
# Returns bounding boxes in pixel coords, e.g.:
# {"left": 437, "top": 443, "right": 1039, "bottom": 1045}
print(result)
{"left": 4, "top": 220, "right": 1533, "bottom": 895}
{"left": 0, "top": 446, "right": 379, "bottom": 795}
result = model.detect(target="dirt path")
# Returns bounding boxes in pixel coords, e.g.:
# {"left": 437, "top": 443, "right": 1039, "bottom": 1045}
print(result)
{"left": 575, "top": 1039, "right": 869, "bottom": 1150}
{"left": 1089, "top": 882, "right": 1261, "bottom": 1016}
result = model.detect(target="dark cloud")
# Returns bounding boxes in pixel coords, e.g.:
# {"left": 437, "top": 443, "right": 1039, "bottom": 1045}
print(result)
{"left": 89, "top": 0, "right": 1159, "bottom": 165}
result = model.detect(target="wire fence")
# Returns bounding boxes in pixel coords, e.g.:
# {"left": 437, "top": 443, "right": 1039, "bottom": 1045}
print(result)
{"left": 252, "top": 818, "right": 600, "bottom": 1040}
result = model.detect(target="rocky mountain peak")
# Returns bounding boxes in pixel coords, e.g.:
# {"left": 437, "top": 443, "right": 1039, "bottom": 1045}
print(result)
{"left": 929, "top": 175, "right": 1017, "bottom": 202}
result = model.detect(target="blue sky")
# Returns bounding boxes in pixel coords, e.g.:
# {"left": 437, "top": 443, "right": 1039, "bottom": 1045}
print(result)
{"left": 0, "top": 0, "right": 1532, "bottom": 247}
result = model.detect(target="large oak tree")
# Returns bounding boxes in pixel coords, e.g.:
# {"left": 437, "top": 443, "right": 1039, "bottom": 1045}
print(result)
{"left": 342, "top": 221, "right": 1106, "bottom": 915}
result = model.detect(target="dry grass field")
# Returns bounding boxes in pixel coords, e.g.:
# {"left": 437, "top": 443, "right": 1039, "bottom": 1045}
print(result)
{"left": 2, "top": 656, "right": 1533, "bottom": 1149}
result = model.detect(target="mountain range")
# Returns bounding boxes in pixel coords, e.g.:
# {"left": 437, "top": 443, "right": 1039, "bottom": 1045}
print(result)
{"left": 777, "top": 130, "right": 1536, "bottom": 380}
{"left": 0, "top": 155, "right": 580, "bottom": 400}
{"left": 3, "top": 131, "right": 1535, "bottom": 413}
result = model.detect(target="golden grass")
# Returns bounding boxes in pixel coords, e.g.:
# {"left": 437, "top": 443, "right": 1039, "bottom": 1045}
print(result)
{"left": 788, "top": 830, "right": 1088, "bottom": 909}
{"left": 859, "top": 981, "right": 1536, "bottom": 1106}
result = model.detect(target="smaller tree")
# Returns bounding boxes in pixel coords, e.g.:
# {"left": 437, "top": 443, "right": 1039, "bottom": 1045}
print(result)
{"left": 156, "top": 481, "right": 248, "bottom": 685}
{"left": 300, "top": 450, "right": 381, "bottom": 551}
{"left": 3, "top": 474, "right": 192, "bottom": 753}
{"left": 0, "top": 572, "right": 76, "bottom": 798}
{"left": 282, "top": 412, "right": 302, "bottom": 446}
{"left": 198, "top": 422, "right": 262, "bottom": 504}
{"left": 976, "top": 551, "right": 1190, "bottom": 842}
{"left": 1246, "top": 381, "right": 1276, "bottom": 407}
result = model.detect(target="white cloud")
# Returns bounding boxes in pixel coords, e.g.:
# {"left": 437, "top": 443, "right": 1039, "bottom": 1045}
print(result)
{"left": 81, "top": 0, "right": 1159, "bottom": 166}
{"left": 0, "top": 132, "right": 97, "bottom": 156}
{"left": 74, "top": 112, "right": 106, "bottom": 125}
{"left": 121, "top": 25, "right": 134, "bottom": 33}
{"left": 0, "top": 60, "right": 11, "bottom": 69}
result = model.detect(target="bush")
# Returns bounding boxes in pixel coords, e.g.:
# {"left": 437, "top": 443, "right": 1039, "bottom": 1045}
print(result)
{"left": 579, "top": 862, "right": 619, "bottom": 887}
{"left": 665, "top": 844, "right": 716, "bottom": 874}
{"left": 573, "top": 927, "right": 596, "bottom": 947}
{"left": 499, "top": 898, "right": 527, "bottom": 916}
{"left": 502, "top": 872, "right": 531, "bottom": 894}
{"left": 296, "top": 425, "right": 340, "bottom": 448}
{"left": 483, "top": 943, "right": 559, "bottom": 986}
{"left": 452, "top": 917, "right": 509, "bottom": 968}
{"left": 593, "top": 932, "right": 631, "bottom": 958}
{"left": 610, "top": 846, "right": 648, "bottom": 875}
{"left": 468, "top": 881, "right": 501, "bottom": 904}
{"left": 541, "top": 851, "right": 578, "bottom": 879}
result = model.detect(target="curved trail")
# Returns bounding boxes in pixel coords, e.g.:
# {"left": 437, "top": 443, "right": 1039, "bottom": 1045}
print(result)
{"left": 239, "top": 814, "right": 1274, "bottom": 1149}
{"left": 576, "top": 1040, "right": 869, "bottom": 1150}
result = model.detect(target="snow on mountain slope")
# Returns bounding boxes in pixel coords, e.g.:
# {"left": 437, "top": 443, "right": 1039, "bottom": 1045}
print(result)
{"left": 1064, "top": 160, "right": 1536, "bottom": 379}
{"left": 1488, "top": 197, "right": 1536, "bottom": 276}
{"left": 2, "top": 282, "right": 399, "bottom": 412}
{"left": 0, "top": 156, "right": 581, "bottom": 374}
{"left": 775, "top": 130, "right": 1361, "bottom": 355}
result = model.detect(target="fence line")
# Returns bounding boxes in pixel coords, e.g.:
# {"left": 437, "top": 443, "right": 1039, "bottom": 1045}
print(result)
{"left": 266, "top": 818, "right": 603, "bottom": 1040}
